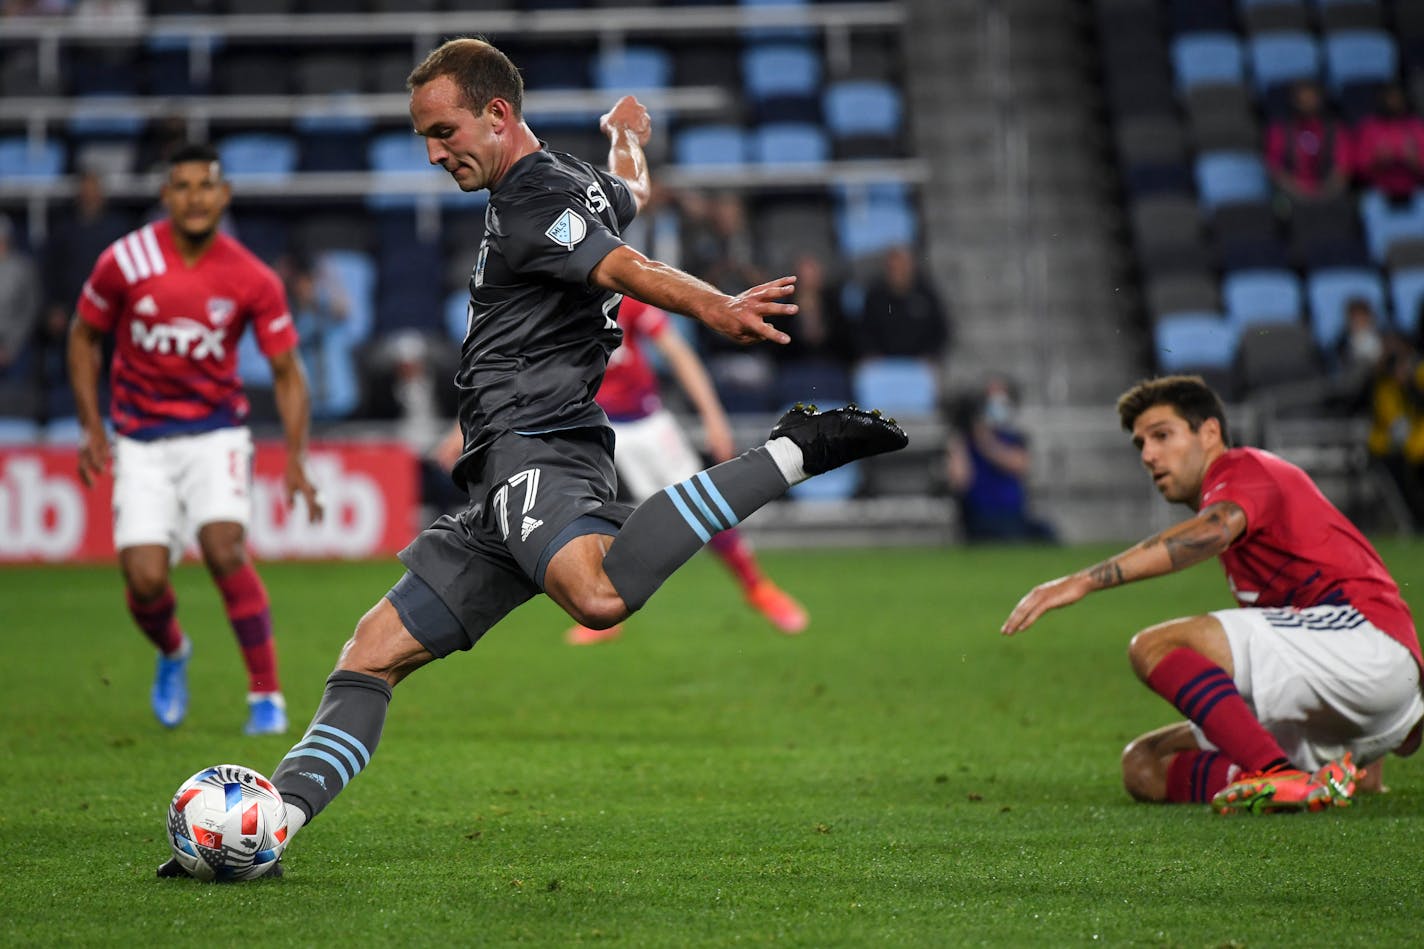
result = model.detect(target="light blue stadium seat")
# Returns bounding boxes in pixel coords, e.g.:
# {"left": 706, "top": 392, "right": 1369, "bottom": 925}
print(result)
{"left": 593, "top": 45, "right": 672, "bottom": 91}
{"left": 0, "top": 418, "right": 41, "bottom": 445}
{"left": 366, "top": 130, "right": 464, "bottom": 209}
{"left": 851, "top": 357, "right": 938, "bottom": 415}
{"left": 1305, "top": 266, "right": 1387, "bottom": 350}
{"left": 41, "top": 417, "right": 84, "bottom": 446}
{"left": 0, "top": 137, "right": 66, "bottom": 181}
{"left": 1360, "top": 190, "right": 1424, "bottom": 262}
{"left": 739, "top": 0, "right": 814, "bottom": 42}
{"left": 66, "top": 95, "right": 146, "bottom": 138}
{"left": 1390, "top": 268, "right": 1424, "bottom": 336}
{"left": 742, "top": 42, "right": 821, "bottom": 102}
{"left": 1154, "top": 312, "right": 1239, "bottom": 372}
{"left": 672, "top": 124, "right": 748, "bottom": 166}
{"left": 445, "top": 289, "right": 470, "bottom": 342}
{"left": 750, "top": 122, "right": 829, "bottom": 164}
{"left": 1223, "top": 268, "right": 1304, "bottom": 328}
{"left": 822, "top": 80, "right": 903, "bottom": 140}
{"left": 1248, "top": 32, "right": 1319, "bottom": 91}
{"left": 1323, "top": 29, "right": 1396, "bottom": 92}
{"left": 1171, "top": 33, "right": 1246, "bottom": 92}
{"left": 835, "top": 199, "right": 917, "bottom": 259}
{"left": 1195, "top": 151, "right": 1271, "bottom": 208}
{"left": 217, "top": 133, "right": 298, "bottom": 182}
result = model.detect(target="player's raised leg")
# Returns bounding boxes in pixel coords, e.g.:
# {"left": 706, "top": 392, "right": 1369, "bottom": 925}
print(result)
{"left": 586, "top": 404, "right": 906, "bottom": 619}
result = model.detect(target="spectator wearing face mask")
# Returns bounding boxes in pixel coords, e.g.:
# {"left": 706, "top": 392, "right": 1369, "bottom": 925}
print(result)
{"left": 1334, "top": 297, "right": 1387, "bottom": 411}
{"left": 945, "top": 374, "right": 1057, "bottom": 544}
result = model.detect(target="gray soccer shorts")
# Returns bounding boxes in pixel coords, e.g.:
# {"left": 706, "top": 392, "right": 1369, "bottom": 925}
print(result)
{"left": 389, "top": 427, "right": 632, "bottom": 658}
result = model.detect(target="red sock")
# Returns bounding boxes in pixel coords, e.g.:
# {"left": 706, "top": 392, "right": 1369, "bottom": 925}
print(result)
{"left": 215, "top": 563, "right": 279, "bottom": 694}
{"left": 1165, "top": 750, "right": 1235, "bottom": 803}
{"left": 127, "top": 586, "right": 184, "bottom": 655}
{"left": 708, "top": 529, "right": 764, "bottom": 590}
{"left": 1146, "top": 648, "right": 1291, "bottom": 774}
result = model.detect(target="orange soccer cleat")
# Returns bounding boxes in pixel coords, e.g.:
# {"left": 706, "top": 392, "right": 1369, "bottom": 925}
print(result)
{"left": 745, "top": 580, "right": 809, "bottom": 634}
{"left": 565, "top": 623, "right": 623, "bottom": 646}
{"left": 1311, "top": 752, "right": 1362, "bottom": 808}
{"left": 1211, "top": 767, "right": 1333, "bottom": 815}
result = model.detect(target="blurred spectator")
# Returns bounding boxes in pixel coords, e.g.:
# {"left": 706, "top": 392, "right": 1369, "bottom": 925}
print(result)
{"left": 368, "top": 331, "right": 466, "bottom": 517}
{"left": 1352, "top": 84, "right": 1424, "bottom": 204}
{"left": 1365, "top": 333, "right": 1424, "bottom": 527}
{"left": 856, "top": 244, "right": 951, "bottom": 360}
{"left": 1265, "top": 81, "right": 1351, "bottom": 206}
{"left": 773, "top": 251, "right": 856, "bottom": 368}
{"left": 41, "top": 171, "right": 132, "bottom": 404}
{"left": 2, "top": 0, "right": 73, "bottom": 14}
{"left": 680, "top": 191, "right": 765, "bottom": 295}
{"left": 945, "top": 375, "right": 1056, "bottom": 543}
{"left": 1333, "top": 297, "right": 1387, "bottom": 410}
{"left": 284, "top": 253, "right": 359, "bottom": 420}
{"left": 0, "top": 214, "right": 41, "bottom": 383}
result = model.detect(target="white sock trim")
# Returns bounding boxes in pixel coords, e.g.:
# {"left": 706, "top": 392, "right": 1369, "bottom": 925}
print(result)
{"left": 283, "top": 801, "right": 307, "bottom": 840}
{"left": 247, "top": 691, "right": 286, "bottom": 709}
{"left": 764, "top": 436, "right": 808, "bottom": 486}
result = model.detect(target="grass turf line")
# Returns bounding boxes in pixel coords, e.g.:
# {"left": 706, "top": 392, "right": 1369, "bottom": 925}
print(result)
{"left": 1, "top": 543, "right": 1420, "bottom": 946}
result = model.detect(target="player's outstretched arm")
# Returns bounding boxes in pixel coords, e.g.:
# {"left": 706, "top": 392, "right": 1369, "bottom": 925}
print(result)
{"left": 1000, "top": 501, "right": 1245, "bottom": 635}
{"left": 66, "top": 316, "right": 109, "bottom": 487}
{"left": 589, "top": 245, "right": 796, "bottom": 345}
{"left": 268, "top": 348, "right": 324, "bottom": 523}
{"left": 601, "top": 95, "right": 651, "bottom": 213}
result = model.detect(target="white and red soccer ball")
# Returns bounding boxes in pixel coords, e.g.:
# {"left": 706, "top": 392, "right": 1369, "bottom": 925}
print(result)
{"left": 167, "top": 764, "right": 287, "bottom": 881}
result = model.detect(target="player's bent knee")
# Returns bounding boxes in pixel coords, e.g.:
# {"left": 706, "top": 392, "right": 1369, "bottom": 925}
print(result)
{"left": 336, "top": 599, "right": 431, "bottom": 686}
{"left": 1120, "top": 736, "right": 1168, "bottom": 803}
{"left": 561, "top": 591, "right": 629, "bottom": 631}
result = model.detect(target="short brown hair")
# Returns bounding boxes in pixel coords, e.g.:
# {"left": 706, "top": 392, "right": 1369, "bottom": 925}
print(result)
{"left": 407, "top": 38, "right": 524, "bottom": 118}
{"left": 1116, "top": 375, "right": 1231, "bottom": 446}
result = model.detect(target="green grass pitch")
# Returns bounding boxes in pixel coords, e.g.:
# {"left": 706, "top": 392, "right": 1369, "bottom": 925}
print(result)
{"left": 3, "top": 542, "right": 1422, "bottom": 946}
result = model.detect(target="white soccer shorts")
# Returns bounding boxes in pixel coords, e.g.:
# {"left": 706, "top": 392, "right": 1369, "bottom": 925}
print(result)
{"left": 1196, "top": 605, "right": 1424, "bottom": 770}
{"left": 112, "top": 427, "right": 254, "bottom": 551}
{"left": 610, "top": 408, "right": 705, "bottom": 503}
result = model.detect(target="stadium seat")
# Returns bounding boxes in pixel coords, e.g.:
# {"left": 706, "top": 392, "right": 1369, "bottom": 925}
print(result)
{"left": 749, "top": 122, "right": 829, "bottom": 165}
{"left": 0, "top": 417, "right": 40, "bottom": 445}
{"left": 787, "top": 461, "right": 861, "bottom": 502}
{"left": 66, "top": 94, "right": 146, "bottom": 138}
{"left": 851, "top": 357, "right": 938, "bottom": 415}
{"left": 771, "top": 359, "right": 853, "bottom": 408}
{"left": 1235, "top": 321, "right": 1325, "bottom": 394}
{"left": 1305, "top": 267, "right": 1387, "bottom": 349}
{"left": 1222, "top": 268, "right": 1304, "bottom": 328}
{"left": 444, "top": 289, "right": 470, "bottom": 343}
{"left": 1147, "top": 271, "right": 1220, "bottom": 319}
{"left": 1317, "top": 0, "right": 1384, "bottom": 32}
{"left": 1130, "top": 194, "right": 1206, "bottom": 270}
{"left": 1115, "top": 115, "right": 1188, "bottom": 169}
{"left": 739, "top": 0, "right": 815, "bottom": 43}
{"left": 1195, "top": 151, "right": 1271, "bottom": 208}
{"left": 1360, "top": 190, "right": 1424, "bottom": 263}
{"left": 834, "top": 193, "right": 917, "bottom": 259}
{"left": 1289, "top": 195, "right": 1366, "bottom": 267}
{"left": 295, "top": 53, "right": 365, "bottom": 96}
{"left": 1248, "top": 32, "right": 1320, "bottom": 93}
{"left": 322, "top": 250, "right": 376, "bottom": 346}
{"left": 1322, "top": 29, "right": 1396, "bottom": 92}
{"left": 742, "top": 43, "right": 822, "bottom": 122}
{"left": 367, "top": 130, "right": 450, "bottom": 209}
{"left": 0, "top": 137, "right": 66, "bottom": 181}
{"left": 1390, "top": 268, "right": 1424, "bottom": 336}
{"left": 1170, "top": 33, "right": 1246, "bottom": 93}
{"left": 1240, "top": 0, "right": 1311, "bottom": 36}
{"left": 822, "top": 80, "right": 903, "bottom": 158}
{"left": 672, "top": 124, "right": 748, "bottom": 166}
{"left": 593, "top": 45, "right": 673, "bottom": 92}
{"left": 217, "top": 133, "right": 298, "bottom": 182}
{"left": 1153, "top": 312, "right": 1239, "bottom": 372}
{"left": 1167, "top": 0, "right": 1236, "bottom": 35}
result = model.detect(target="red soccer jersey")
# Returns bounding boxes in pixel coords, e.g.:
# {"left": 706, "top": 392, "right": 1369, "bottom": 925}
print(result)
{"left": 596, "top": 298, "right": 668, "bottom": 422}
{"left": 76, "top": 220, "right": 297, "bottom": 439}
{"left": 1201, "top": 447, "right": 1420, "bottom": 671}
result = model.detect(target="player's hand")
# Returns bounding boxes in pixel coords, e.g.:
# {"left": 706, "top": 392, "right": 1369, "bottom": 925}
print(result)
{"left": 285, "top": 458, "right": 325, "bottom": 524}
{"left": 600, "top": 96, "right": 651, "bottom": 146}
{"left": 431, "top": 424, "right": 464, "bottom": 472}
{"left": 704, "top": 414, "right": 735, "bottom": 463}
{"left": 708, "top": 276, "right": 797, "bottom": 345}
{"left": 77, "top": 426, "right": 110, "bottom": 488}
{"left": 1000, "top": 574, "right": 1091, "bottom": 636}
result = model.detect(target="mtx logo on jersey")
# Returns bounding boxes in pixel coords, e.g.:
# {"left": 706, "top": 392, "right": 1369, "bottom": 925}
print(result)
{"left": 545, "top": 208, "right": 587, "bottom": 249}
{"left": 130, "top": 318, "right": 227, "bottom": 359}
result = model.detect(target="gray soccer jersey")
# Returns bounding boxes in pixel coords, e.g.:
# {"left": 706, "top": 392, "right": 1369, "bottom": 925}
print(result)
{"left": 449, "top": 147, "right": 637, "bottom": 488}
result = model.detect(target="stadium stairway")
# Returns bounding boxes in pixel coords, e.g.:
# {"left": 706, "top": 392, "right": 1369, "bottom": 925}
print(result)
{"left": 904, "top": 0, "right": 1154, "bottom": 540}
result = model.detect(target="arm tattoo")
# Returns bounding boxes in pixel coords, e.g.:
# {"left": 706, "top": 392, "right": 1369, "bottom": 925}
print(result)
{"left": 1087, "top": 560, "right": 1125, "bottom": 589}
{"left": 1163, "top": 505, "right": 1237, "bottom": 568}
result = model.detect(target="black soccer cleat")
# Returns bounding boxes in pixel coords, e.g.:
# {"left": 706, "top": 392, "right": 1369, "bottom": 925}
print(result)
{"left": 156, "top": 856, "right": 190, "bottom": 879}
{"left": 769, "top": 402, "right": 909, "bottom": 475}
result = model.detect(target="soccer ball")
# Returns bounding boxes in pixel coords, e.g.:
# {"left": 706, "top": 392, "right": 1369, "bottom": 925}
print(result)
{"left": 167, "top": 764, "right": 288, "bottom": 881}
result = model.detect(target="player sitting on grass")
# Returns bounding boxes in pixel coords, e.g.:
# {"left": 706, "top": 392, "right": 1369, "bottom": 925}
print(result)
{"left": 157, "top": 37, "right": 906, "bottom": 879}
{"left": 1002, "top": 375, "right": 1422, "bottom": 814}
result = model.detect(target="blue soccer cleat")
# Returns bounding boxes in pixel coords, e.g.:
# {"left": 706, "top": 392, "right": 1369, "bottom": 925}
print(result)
{"left": 244, "top": 693, "right": 288, "bottom": 736}
{"left": 151, "top": 645, "right": 190, "bottom": 728}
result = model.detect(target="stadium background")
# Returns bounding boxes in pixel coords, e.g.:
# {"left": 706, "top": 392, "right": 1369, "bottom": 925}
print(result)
{"left": 0, "top": 0, "right": 1417, "bottom": 555}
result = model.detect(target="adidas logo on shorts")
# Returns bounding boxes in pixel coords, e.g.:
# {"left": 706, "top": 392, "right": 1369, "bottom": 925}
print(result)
{"left": 521, "top": 515, "right": 543, "bottom": 541}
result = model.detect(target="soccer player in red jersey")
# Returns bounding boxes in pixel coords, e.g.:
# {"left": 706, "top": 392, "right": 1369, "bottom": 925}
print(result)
{"left": 563, "top": 297, "right": 807, "bottom": 644}
{"left": 67, "top": 143, "right": 325, "bottom": 736}
{"left": 1002, "top": 376, "right": 1422, "bottom": 813}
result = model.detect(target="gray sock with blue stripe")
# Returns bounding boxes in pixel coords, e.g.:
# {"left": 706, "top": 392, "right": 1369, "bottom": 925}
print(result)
{"left": 603, "top": 447, "right": 790, "bottom": 611}
{"left": 271, "top": 670, "right": 391, "bottom": 826}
